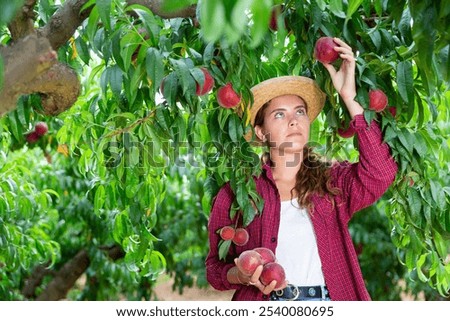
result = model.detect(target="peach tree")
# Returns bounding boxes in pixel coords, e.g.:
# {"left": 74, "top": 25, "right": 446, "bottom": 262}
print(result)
{"left": 0, "top": 0, "right": 448, "bottom": 300}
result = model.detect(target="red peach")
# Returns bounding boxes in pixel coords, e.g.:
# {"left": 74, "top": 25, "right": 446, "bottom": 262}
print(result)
{"left": 232, "top": 228, "right": 249, "bottom": 246}
{"left": 219, "top": 226, "right": 235, "bottom": 241}
{"left": 26, "top": 132, "right": 40, "bottom": 143}
{"left": 314, "top": 37, "right": 339, "bottom": 64}
{"left": 260, "top": 262, "right": 286, "bottom": 287}
{"left": 217, "top": 83, "right": 241, "bottom": 108}
{"left": 337, "top": 121, "right": 355, "bottom": 138}
{"left": 369, "top": 89, "right": 388, "bottom": 112}
{"left": 237, "top": 250, "right": 262, "bottom": 275}
{"left": 388, "top": 106, "right": 397, "bottom": 118}
{"left": 253, "top": 247, "right": 276, "bottom": 265}
{"left": 269, "top": 5, "right": 286, "bottom": 31}
{"left": 195, "top": 67, "right": 215, "bottom": 96}
{"left": 34, "top": 122, "right": 48, "bottom": 136}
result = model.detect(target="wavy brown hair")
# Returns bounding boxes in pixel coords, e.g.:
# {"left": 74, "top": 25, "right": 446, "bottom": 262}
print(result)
{"left": 254, "top": 99, "right": 340, "bottom": 210}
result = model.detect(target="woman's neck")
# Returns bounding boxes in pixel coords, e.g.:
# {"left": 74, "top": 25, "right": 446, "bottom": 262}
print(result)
{"left": 269, "top": 149, "right": 303, "bottom": 195}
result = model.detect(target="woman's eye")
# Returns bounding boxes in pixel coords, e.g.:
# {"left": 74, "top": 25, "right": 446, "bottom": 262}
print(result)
{"left": 274, "top": 112, "right": 284, "bottom": 118}
{"left": 297, "top": 108, "right": 306, "bottom": 115}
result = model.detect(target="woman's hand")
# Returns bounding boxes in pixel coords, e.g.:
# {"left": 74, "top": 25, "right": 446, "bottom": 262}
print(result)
{"left": 234, "top": 259, "right": 288, "bottom": 295}
{"left": 321, "top": 38, "right": 363, "bottom": 117}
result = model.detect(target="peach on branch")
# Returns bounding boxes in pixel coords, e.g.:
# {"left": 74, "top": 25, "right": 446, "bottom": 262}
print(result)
{"left": 219, "top": 226, "right": 235, "bottom": 241}
{"left": 195, "top": 67, "right": 215, "bottom": 96}
{"left": 34, "top": 122, "right": 48, "bottom": 136}
{"left": 337, "top": 121, "right": 355, "bottom": 138}
{"left": 369, "top": 89, "right": 388, "bottom": 112}
{"left": 314, "top": 37, "right": 339, "bottom": 64}
{"left": 217, "top": 83, "right": 241, "bottom": 108}
{"left": 232, "top": 227, "right": 249, "bottom": 246}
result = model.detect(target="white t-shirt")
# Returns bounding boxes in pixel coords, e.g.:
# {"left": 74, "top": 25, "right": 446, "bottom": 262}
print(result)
{"left": 276, "top": 199, "right": 325, "bottom": 286}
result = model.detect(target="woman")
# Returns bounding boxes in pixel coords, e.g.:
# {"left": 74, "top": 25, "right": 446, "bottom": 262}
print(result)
{"left": 205, "top": 38, "right": 398, "bottom": 301}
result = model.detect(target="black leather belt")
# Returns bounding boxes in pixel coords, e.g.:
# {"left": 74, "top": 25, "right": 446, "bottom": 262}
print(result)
{"left": 270, "top": 285, "right": 329, "bottom": 301}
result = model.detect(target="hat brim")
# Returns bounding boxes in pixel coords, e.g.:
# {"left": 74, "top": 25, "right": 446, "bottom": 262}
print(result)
{"left": 245, "top": 76, "right": 326, "bottom": 142}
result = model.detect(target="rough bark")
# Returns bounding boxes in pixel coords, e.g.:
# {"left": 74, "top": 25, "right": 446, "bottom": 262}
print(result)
{"left": 0, "top": 0, "right": 197, "bottom": 117}
{"left": 0, "top": 34, "right": 58, "bottom": 116}
{"left": 22, "top": 263, "right": 54, "bottom": 299}
{"left": 37, "top": 0, "right": 93, "bottom": 51}
{"left": 27, "top": 245, "right": 125, "bottom": 300}
{"left": 28, "top": 62, "right": 81, "bottom": 116}
{"left": 36, "top": 249, "right": 90, "bottom": 301}
{"left": 7, "top": 0, "right": 38, "bottom": 39}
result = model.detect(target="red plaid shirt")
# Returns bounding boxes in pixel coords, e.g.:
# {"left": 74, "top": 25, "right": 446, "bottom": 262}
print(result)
{"left": 205, "top": 114, "right": 398, "bottom": 301}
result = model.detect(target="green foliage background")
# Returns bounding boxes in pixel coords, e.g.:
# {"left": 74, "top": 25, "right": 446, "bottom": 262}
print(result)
{"left": 0, "top": 0, "right": 449, "bottom": 300}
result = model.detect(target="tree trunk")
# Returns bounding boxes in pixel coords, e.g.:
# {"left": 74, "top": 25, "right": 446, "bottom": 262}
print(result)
{"left": 36, "top": 249, "right": 90, "bottom": 301}
{"left": 0, "top": 0, "right": 197, "bottom": 117}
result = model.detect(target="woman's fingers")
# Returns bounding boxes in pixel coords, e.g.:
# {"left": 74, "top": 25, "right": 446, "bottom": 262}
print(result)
{"left": 261, "top": 280, "right": 278, "bottom": 295}
{"left": 322, "top": 62, "right": 337, "bottom": 76}
{"left": 329, "top": 37, "right": 354, "bottom": 59}
{"left": 333, "top": 37, "right": 352, "bottom": 50}
{"left": 251, "top": 265, "right": 263, "bottom": 282}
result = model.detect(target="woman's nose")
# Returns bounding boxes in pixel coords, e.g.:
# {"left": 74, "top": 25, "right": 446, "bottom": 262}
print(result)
{"left": 289, "top": 117, "right": 298, "bottom": 126}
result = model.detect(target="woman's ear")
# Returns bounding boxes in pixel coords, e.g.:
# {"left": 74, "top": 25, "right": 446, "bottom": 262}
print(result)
{"left": 254, "top": 125, "right": 266, "bottom": 142}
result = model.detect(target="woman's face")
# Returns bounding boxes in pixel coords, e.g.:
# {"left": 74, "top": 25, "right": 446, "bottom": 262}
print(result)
{"left": 255, "top": 95, "right": 310, "bottom": 153}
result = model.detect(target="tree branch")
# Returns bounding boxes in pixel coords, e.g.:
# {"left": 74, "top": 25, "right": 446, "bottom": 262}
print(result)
{"left": 8, "top": 0, "right": 38, "bottom": 40}
{"left": 28, "top": 63, "right": 81, "bottom": 116}
{"left": 0, "top": 34, "right": 57, "bottom": 116}
{"left": 36, "top": 249, "right": 90, "bottom": 301}
{"left": 37, "top": 0, "right": 93, "bottom": 51}
{"left": 1, "top": 0, "right": 197, "bottom": 117}
{"left": 22, "top": 263, "right": 54, "bottom": 299}
{"left": 38, "top": 0, "right": 197, "bottom": 51}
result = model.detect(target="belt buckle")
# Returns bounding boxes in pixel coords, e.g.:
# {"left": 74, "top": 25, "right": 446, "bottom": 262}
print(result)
{"left": 287, "top": 285, "right": 300, "bottom": 301}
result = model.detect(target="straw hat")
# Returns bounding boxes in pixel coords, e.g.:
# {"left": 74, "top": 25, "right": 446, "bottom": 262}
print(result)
{"left": 245, "top": 76, "right": 326, "bottom": 141}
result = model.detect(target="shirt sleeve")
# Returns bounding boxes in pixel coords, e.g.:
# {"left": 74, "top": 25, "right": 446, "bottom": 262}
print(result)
{"left": 205, "top": 184, "right": 241, "bottom": 291}
{"left": 332, "top": 114, "right": 398, "bottom": 221}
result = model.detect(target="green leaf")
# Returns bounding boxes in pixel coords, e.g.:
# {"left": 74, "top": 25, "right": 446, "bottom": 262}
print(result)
{"left": 396, "top": 61, "right": 414, "bottom": 104}
{"left": 228, "top": 113, "right": 243, "bottom": 143}
{"left": 346, "top": 0, "right": 363, "bottom": 21}
{"left": 146, "top": 48, "right": 165, "bottom": 96}
{"left": 96, "top": 0, "right": 112, "bottom": 31}
{"left": 200, "top": 0, "right": 225, "bottom": 42}
{"left": 120, "top": 31, "right": 140, "bottom": 72}
{"left": 407, "top": 188, "right": 422, "bottom": 221}
{"left": 0, "top": 0, "right": 24, "bottom": 25}
{"left": 430, "top": 180, "right": 446, "bottom": 210}
{"left": 75, "top": 35, "right": 91, "bottom": 65}
{"left": 218, "top": 239, "right": 232, "bottom": 260}
{"left": 397, "top": 128, "right": 413, "bottom": 155}
{"left": 416, "top": 253, "right": 429, "bottom": 282}
{"left": 113, "top": 211, "right": 132, "bottom": 244}
{"left": 170, "top": 58, "right": 195, "bottom": 95}
{"left": 106, "top": 66, "right": 122, "bottom": 97}
{"left": 329, "top": 0, "right": 346, "bottom": 18}
{"left": 94, "top": 185, "right": 105, "bottom": 213}
{"left": 433, "top": 230, "right": 448, "bottom": 260}
{"left": 249, "top": 0, "right": 271, "bottom": 47}
{"left": 7, "top": 112, "right": 23, "bottom": 142}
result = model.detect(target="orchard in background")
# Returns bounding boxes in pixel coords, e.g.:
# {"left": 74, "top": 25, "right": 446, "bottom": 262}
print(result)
{"left": 0, "top": 0, "right": 448, "bottom": 300}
